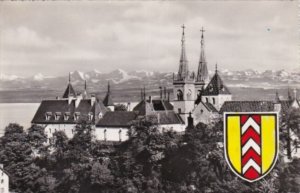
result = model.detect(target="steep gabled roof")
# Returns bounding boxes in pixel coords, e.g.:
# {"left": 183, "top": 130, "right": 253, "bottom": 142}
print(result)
{"left": 103, "top": 82, "right": 114, "bottom": 106}
{"left": 146, "top": 111, "right": 184, "bottom": 125}
{"left": 31, "top": 99, "right": 107, "bottom": 124}
{"left": 62, "top": 83, "right": 76, "bottom": 98}
{"left": 103, "top": 94, "right": 114, "bottom": 106}
{"left": 280, "top": 99, "right": 300, "bottom": 114}
{"left": 219, "top": 101, "right": 274, "bottom": 113}
{"left": 202, "top": 72, "right": 231, "bottom": 96}
{"left": 96, "top": 111, "right": 138, "bottom": 127}
{"left": 133, "top": 99, "right": 173, "bottom": 116}
{"left": 201, "top": 102, "right": 218, "bottom": 113}
{"left": 152, "top": 100, "right": 174, "bottom": 111}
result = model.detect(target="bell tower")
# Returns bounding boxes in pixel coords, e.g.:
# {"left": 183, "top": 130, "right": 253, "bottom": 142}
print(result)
{"left": 173, "top": 25, "right": 196, "bottom": 124}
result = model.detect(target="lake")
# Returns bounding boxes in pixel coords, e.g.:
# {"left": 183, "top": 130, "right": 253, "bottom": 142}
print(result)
{"left": 0, "top": 103, "right": 40, "bottom": 136}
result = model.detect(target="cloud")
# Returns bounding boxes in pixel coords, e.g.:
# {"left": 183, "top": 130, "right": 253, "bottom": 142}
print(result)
{"left": 0, "top": 1, "right": 298, "bottom": 76}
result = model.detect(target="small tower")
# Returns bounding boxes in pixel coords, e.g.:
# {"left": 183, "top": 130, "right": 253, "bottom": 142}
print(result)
{"left": 288, "top": 87, "right": 293, "bottom": 101}
{"left": 201, "top": 64, "right": 232, "bottom": 111}
{"left": 82, "top": 80, "right": 89, "bottom": 99}
{"left": 62, "top": 72, "right": 76, "bottom": 99}
{"left": 173, "top": 25, "right": 196, "bottom": 124}
{"left": 195, "top": 27, "right": 209, "bottom": 104}
{"left": 103, "top": 81, "right": 115, "bottom": 111}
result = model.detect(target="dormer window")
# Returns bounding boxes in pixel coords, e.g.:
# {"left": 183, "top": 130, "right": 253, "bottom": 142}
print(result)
{"left": 74, "top": 112, "right": 80, "bottom": 121}
{"left": 64, "top": 112, "right": 70, "bottom": 121}
{"left": 45, "top": 112, "right": 52, "bottom": 121}
{"left": 88, "top": 112, "right": 93, "bottom": 121}
{"left": 98, "top": 112, "right": 103, "bottom": 119}
{"left": 54, "top": 112, "right": 62, "bottom": 121}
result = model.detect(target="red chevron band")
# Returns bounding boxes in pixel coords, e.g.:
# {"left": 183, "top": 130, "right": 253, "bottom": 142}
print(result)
{"left": 241, "top": 115, "right": 261, "bottom": 180}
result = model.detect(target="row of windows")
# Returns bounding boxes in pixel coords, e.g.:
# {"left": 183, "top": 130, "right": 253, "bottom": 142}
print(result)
{"left": 45, "top": 112, "right": 96, "bottom": 121}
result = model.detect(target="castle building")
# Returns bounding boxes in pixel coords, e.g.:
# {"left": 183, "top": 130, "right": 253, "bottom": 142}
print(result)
{"left": 0, "top": 164, "right": 9, "bottom": 193}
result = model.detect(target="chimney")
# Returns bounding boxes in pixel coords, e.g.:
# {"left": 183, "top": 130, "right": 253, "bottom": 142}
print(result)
{"left": 167, "top": 91, "right": 170, "bottom": 101}
{"left": 91, "top": 94, "right": 96, "bottom": 106}
{"left": 149, "top": 96, "right": 152, "bottom": 103}
{"left": 159, "top": 86, "right": 163, "bottom": 99}
{"left": 187, "top": 112, "right": 194, "bottom": 128}
{"left": 164, "top": 87, "right": 167, "bottom": 100}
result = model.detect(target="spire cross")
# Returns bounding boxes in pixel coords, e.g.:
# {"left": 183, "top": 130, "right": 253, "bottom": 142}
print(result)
{"left": 215, "top": 63, "right": 218, "bottom": 73}
{"left": 181, "top": 24, "right": 185, "bottom": 34}
{"left": 200, "top": 27, "right": 205, "bottom": 36}
{"left": 69, "top": 72, "right": 71, "bottom": 83}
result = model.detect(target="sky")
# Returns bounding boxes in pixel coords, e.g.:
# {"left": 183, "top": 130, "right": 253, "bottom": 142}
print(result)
{"left": 0, "top": 1, "right": 298, "bottom": 77}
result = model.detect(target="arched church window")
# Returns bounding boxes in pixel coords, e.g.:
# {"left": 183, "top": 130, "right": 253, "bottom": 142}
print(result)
{"left": 213, "top": 98, "right": 215, "bottom": 104}
{"left": 206, "top": 97, "right": 209, "bottom": 103}
{"left": 177, "top": 90, "right": 183, "bottom": 101}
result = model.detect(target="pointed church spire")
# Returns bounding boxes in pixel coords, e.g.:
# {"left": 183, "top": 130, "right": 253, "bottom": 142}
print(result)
{"left": 196, "top": 27, "right": 209, "bottom": 83}
{"left": 83, "top": 79, "right": 88, "bottom": 99}
{"left": 288, "top": 87, "right": 293, "bottom": 101}
{"left": 177, "top": 24, "right": 189, "bottom": 80}
{"left": 103, "top": 81, "right": 114, "bottom": 107}
{"left": 107, "top": 81, "right": 110, "bottom": 94}
{"left": 62, "top": 72, "right": 76, "bottom": 98}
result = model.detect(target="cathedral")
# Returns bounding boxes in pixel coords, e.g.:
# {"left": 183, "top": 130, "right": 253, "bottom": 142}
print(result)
{"left": 173, "top": 25, "right": 232, "bottom": 125}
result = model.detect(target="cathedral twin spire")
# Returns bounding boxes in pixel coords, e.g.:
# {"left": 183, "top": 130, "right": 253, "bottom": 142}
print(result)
{"left": 176, "top": 25, "right": 209, "bottom": 83}
{"left": 177, "top": 25, "right": 189, "bottom": 80}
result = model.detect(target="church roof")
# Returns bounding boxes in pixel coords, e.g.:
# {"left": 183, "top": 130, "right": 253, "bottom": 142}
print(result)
{"left": 202, "top": 71, "right": 231, "bottom": 96}
{"left": 219, "top": 101, "right": 274, "bottom": 113}
{"left": 201, "top": 102, "right": 218, "bottom": 113}
{"left": 31, "top": 99, "right": 107, "bottom": 124}
{"left": 62, "top": 83, "right": 76, "bottom": 98}
{"left": 96, "top": 111, "right": 138, "bottom": 127}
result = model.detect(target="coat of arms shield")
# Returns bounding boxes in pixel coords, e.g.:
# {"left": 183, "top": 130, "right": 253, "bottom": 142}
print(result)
{"left": 224, "top": 112, "right": 279, "bottom": 182}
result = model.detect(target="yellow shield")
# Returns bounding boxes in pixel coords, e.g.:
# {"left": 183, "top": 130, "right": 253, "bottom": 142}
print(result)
{"left": 224, "top": 112, "right": 279, "bottom": 182}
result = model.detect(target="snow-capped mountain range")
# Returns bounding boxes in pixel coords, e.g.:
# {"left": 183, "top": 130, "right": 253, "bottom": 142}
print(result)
{"left": 0, "top": 69, "right": 299, "bottom": 91}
